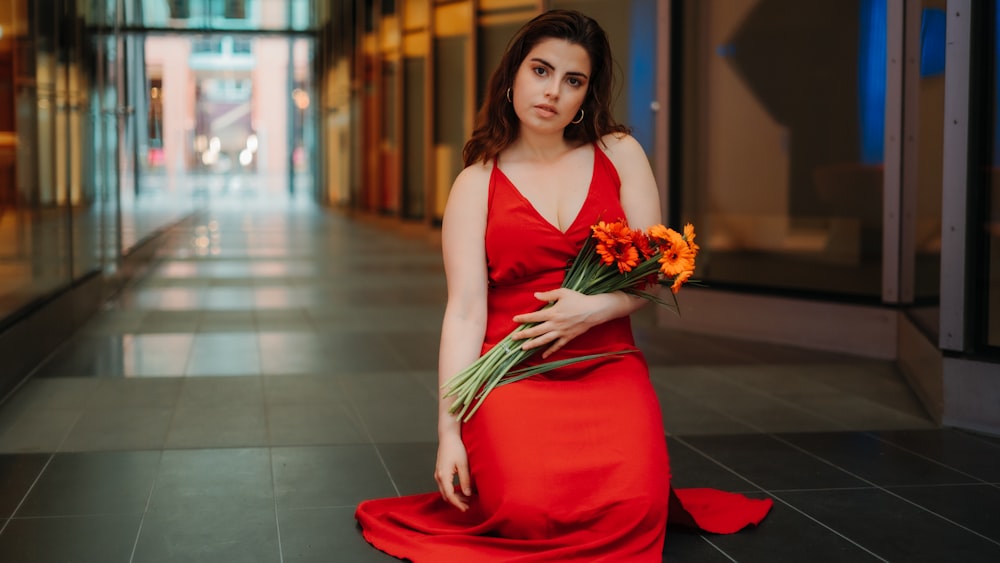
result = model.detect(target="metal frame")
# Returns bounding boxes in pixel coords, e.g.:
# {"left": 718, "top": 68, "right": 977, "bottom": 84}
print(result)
{"left": 940, "top": 0, "right": 972, "bottom": 351}
{"left": 883, "top": 0, "right": 905, "bottom": 303}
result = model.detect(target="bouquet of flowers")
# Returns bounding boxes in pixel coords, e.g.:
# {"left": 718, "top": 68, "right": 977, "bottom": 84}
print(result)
{"left": 441, "top": 220, "right": 699, "bottom": 422}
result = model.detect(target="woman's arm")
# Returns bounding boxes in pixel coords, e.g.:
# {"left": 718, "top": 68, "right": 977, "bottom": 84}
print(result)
{"left": 434, "top": 162, "right": 491, "bottom": 511}
{"left": 511, "top": 134, "right": 662, "bottom": 358}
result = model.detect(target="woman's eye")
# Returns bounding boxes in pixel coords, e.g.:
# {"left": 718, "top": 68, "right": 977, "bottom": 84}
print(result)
{"left": 567, "top": 77, "right": 581, "bottom": 87}
{"left": 533, "top": 67, "right": 546, "bottom": 76}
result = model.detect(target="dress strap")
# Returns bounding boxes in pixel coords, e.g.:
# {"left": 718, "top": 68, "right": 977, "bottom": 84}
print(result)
{"left": 592, "top": 142, "right": 622, "bottom": 190}
{"left": 487, "top": 157, "right": 499, "bottom": 219}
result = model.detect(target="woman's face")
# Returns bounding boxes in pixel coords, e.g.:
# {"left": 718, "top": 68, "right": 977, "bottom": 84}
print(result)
{"left": 510, "top": 37, "right": 591, "bottom": 134}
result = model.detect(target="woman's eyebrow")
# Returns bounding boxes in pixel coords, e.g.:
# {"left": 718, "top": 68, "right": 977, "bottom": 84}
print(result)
{"left": 529, "top": 57, "right": 589, "bottom": 79}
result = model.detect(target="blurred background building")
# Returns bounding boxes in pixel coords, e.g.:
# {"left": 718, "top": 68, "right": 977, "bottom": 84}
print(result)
{"left": 0, "top": 0, "right": 997, "bottom": 434}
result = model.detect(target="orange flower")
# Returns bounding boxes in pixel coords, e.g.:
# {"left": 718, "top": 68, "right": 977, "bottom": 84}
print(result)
{"left": 657, "top": 228, "right": 696, "bottom": 277}
{"left": 631, "top": 229, "right": 655, "bottom": 260}
{"left": 683, "top": 223, "right": 700, "bottom": 255}
{"left": 670, "top": 269, "right": 694, "bottom": 294}
{"left": 647, "top": 224, "right": 673, "bottom": 245}
{"left": 592, "top": 221, "right": 639, "bottom": 273}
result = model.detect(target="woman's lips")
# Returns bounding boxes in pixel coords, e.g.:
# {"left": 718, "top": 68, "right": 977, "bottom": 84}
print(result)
{"left": 534, "top": 104, "right": 557, "bottom": 117}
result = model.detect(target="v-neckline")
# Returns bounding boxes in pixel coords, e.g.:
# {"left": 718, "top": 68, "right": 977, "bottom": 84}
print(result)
{"left": 494, "top": 145, "right": 597, "bottom": 236}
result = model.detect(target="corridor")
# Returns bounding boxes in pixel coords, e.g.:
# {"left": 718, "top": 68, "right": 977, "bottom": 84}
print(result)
{"left": 0, "top": 198, "right": 997, "bottom": 562}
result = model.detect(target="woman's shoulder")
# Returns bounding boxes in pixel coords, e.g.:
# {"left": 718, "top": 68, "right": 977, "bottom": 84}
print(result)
{"left": 597, "top": 133, "right": 649, "bottom": 176}
{"left": 598, "top": 132, "right": 644, "bottom": 160}
{"left": 452, "top": 160, "right": 493, "bottom": 192}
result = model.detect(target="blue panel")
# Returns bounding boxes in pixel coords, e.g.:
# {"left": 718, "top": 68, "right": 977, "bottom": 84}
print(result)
{"left": 858, "top": 0, "right": 887, "bottom": 165}
{"left": 627, "top": 0, "right": 656, "bottom": 154}
{"left": 994, "top": 0, "right": 1000, "bottom": 165}
{"left": 920, "top": 8, "right": 946, "bottom": 77}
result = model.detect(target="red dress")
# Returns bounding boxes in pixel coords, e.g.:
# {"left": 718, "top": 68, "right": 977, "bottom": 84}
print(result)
{"left": 355, "top": 145, "right": 772, "bottom": 561}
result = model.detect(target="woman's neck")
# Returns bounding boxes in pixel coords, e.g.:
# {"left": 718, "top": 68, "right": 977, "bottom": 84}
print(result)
{"left": 509, "top": 129, "right": 577, "bottom": 163}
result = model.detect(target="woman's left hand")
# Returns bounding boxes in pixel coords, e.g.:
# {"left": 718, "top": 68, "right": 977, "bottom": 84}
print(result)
{"left": 510, "top": 288, "right": 615, "bottom": 358}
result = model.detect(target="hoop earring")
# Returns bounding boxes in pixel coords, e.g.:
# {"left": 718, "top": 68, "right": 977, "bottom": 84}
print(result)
{"left": 506, "top": 88, "right": 512, "bottom": 103}
{"left": 572, "top": 109, "right": 585, "bottom": 125}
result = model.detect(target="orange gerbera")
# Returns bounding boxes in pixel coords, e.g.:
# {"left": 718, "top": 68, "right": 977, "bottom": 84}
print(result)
{"left": 683, "top": 223, "right": 700, "bottom": 255}
{"left": 631, "top": 229, "right": 655, "bottom": 260}
{"left": 647, "top": 224, "right": 673, "bottom": 246}
{"left": 657, "top": 228, "right": 696, "bottom": 277}
{"left": 670, "top": 269, "right": 694, "bottom": 294}
{"left": 592, "top": 220, "right": 639, "bottom": 273}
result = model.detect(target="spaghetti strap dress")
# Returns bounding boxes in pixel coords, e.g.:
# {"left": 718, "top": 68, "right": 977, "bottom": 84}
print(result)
{"left": 355, "top": 144, "right": 772, "bottom": 562}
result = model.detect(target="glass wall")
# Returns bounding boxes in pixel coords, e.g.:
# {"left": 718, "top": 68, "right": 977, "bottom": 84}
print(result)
{"left": 678, "top": 0, "right": 886, "bottom": 299}
{"left": 983, "top": 0, "right": 1000, "bottom": 349}
{"left": 0, "top": 0, "right": 318, "bottom": 330}
{"left": 551, "top": 0, "right": 658, "bottom": 156}
{"left": 432, "top": 0, "right": 472, "bottom": 222}
{"left": 0, "top": 0, "right": 134, "bottom": 326}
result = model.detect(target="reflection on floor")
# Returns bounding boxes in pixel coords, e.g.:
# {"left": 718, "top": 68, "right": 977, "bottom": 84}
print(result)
{"left": 0, "top": 200, "right": 997, "bottom": 562}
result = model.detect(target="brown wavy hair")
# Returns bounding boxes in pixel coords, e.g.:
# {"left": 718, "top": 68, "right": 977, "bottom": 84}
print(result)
{"left": 462, "top": 9, "right": 630, "bottom": 167}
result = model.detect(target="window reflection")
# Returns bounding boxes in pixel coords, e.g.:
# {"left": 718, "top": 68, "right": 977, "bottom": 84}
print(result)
{"left": 681, "top": 0, "right": 888, "bottom": 298}
{"left": 988, "top": 0, "right": 1000, "bottom": 347}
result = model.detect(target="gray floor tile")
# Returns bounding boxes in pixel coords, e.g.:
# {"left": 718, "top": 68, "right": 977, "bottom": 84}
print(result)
{"left": 175, "top": 376, "right": 264, "bottom": 407}
{"left": 776, "top": 488, "right": 1000, "bottom": 561}
{"left": 780, "top": 432, "right": 979, "bottom": 487}
{"left": 678, "top": 434, "right": 869, "bottom": 491}
{"left": 60, "top": 407, "right": 173, "bottom": 452}
{"left": 148, "top": 448, "right": 274, "bottom": 511}
{"left": 279, "top": 506, "right": 401, "bottom": 563}
{"left": 16, "top": 451, "right": 160, "bottom": 517}
{"left": 0, "top": 454, "right": 50, "bottom": 517}
{"left": 133, "top": 505, "right": 279, "bottom": 563}
{"left": 0, "top": 514, "right": 142, "bottom": 563}
{"left": 375, "top": 442, "right": 438, "bottom": 496}
{"left": 271, "top": 445, "right": 397, "bottom": 509}
{"left": 88, "top": 378, "right": 182, "bottom": 408}
{"left": 353, "top": 399, "right": 438, "bottom": 443}
{"left": 267, "top": 403, "right": 369, "bottom": 446}
{"left": 0, "top": 408, "right": 80, "bottom": 453}
{"left": 165, "top": 405, "right": 268, "bottom": 449}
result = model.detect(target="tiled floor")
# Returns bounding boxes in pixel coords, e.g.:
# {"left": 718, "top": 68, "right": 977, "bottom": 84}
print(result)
{"left": 0, "top": 198, "right": 998, "bottom": 562}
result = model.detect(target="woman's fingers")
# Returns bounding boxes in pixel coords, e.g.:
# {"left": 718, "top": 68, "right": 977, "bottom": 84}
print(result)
{"left": 435, "top": 464, "right": 471, "bottom": 511}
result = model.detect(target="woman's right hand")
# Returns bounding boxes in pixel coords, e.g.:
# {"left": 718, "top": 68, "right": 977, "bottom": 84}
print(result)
{"left": 435, "top": 432, "right": 473, "bottom": 511}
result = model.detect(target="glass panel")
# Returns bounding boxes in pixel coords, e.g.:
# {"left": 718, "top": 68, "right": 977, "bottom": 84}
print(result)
{"left": 908, "top": 0, "right": 947, "bottom": 338}
{"left": 433, "top": 34, "right": 466, "bottom": 221}
{"left": 987, "top": 0, "right": 1000, "bottom": 347}
{"left": 551, "top": 0, "right": 655, "bottom": 151}
{"left": 680, "top": 0, "right": 885, "bottom": 298}
{"left": 137, "top": 0, "right": 317, "bottom": 32}
{"left": 403, "top": 55, "right": 426, "bottom": 218}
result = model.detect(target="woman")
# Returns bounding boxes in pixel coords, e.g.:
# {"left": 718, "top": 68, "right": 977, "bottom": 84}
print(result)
{"left": 356, "top": 10, "right": 771, "bottom": 561}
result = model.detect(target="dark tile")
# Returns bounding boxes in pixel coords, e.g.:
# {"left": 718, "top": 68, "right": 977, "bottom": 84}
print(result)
{"left": 680, "top": 434, "right": 868, "bottom": 491}
{"left": 32, "top": 335, "right": 129, "bottom": 378}
{"left": 873, "top": 429, "right": 1000, "bottom": 482}
{"left": 17, "top": 451, "right": 160, "bottom": 517}
{"left": 148, "top": 448, "right": 274, "bottom": 511}
{"left": 679, "top": 493, "right": 883, "bottom": 563}
{"left": 377, "top": 442, "right": 438, "bottom": 496}
{"left": 0, "top": 514, "right": 141, "bottom": 562}
{"left": 0, "top": 454, "right": 50, "bottom": 517}
{"left": 385, "top": 332, "right": 442, "bottom": 370}
{"left": 272, "top": 445, "right": 398, "bottom": 510}
{"left": 778, "top": 488, "right": 1000, "bottom": 561}
{"left": 889, "top": 484, "right": 1000, "bottom": 543}
{"left": 353, "top": 399, "right": 438, "bottom": 443}
{"left": 661, "top": 529, "right": 736, "bottom": 563}
{"left": 134, "top": 505, "right": 279, "bottom": 563}
{"left": 667, "top": 438, "right": 758, "bottom": 492}
{"left": 339, "top": 372, "right": 436, "bottom": 403}
{"left": 279, "top": 506, "right": 400, "bottom": 563}
{"left": 781, "top": 432, "right": 978, "bottom": 486}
